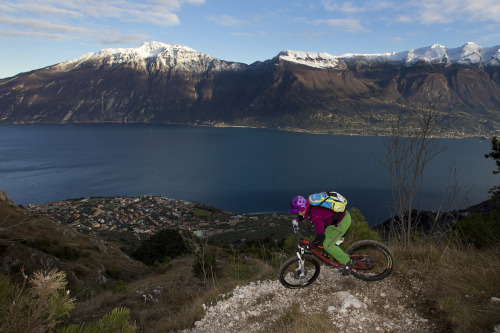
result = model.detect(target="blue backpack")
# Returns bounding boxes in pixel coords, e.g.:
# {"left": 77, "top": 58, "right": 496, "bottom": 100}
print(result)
{"left": 308, "top": 191, "right": 347, "bottom": 213}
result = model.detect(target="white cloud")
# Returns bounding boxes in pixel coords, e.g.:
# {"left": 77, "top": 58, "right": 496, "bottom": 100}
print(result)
{"left": 0, "top": 17, "right": 90, "bottom": 34}
{"left": 401, "top": 0, "right": 500, "bottom": 24}
{"left": 0, "top": 0, "right": 204, "bottom": 44}
{"left": 313, "top": 18, "right": 370, "bottom": 33}
{"left": 0, "top": 29, "right": 72, "bottom": 40}
{"left": 320, "top": 0, "right": 500, "bottom": 27}
{"left": 321, "top": 0, "right": 395, "bottom": 13}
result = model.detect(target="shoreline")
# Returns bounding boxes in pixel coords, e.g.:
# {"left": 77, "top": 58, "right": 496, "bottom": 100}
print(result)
{"left": 0, "top": 121, "right": 491, "bottom": 140}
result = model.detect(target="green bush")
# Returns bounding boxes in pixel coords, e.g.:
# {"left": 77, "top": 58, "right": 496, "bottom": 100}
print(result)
{"left": 72, "top": 266, "right": 86, "bottom": 278}
{"left": 132, "top": 228, "right": 188, "bottom": 265}
{"left": 282, "top": 234, "right": 299, "bottom": 255}
{"left": 342, "top": 208, "right": 382, "bottom": 249}
{"left": 454, "top": 211, "right": 500, "bottom": 248}
{"left": 52, "top": 246, "right": 81, "bottom": 261}
{"left": 58, "top": 307, "right": 137, "bottom": 333}
{"left": 192, "top": 246, "right": 219, "bottom": 280}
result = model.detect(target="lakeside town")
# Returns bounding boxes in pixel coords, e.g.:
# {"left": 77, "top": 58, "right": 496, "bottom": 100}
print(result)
{"left": 29, "top": 195, "right": 291, "bottom": 243}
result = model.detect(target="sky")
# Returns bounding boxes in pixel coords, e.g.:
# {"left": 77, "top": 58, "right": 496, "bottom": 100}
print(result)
{"left": 1, "top": 0, "right": 500, "bottom": 79}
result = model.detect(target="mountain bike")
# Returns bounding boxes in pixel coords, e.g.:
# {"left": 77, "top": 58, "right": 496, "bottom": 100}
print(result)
{"left": 278, "top": 225, "right": 394, "bottom": 288}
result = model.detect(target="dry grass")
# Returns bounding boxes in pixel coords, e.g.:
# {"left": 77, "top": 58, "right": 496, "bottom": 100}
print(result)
{"left": 391, "top": 240, "right": 500, "bottom": 333}
{"left": 264, "top": 303, "right": 332, "bottom": 333}
{"left": 432, "top": 245, "right": 500, "bottom": 331}
{"left": 66, "top": 256, "right": 243, "bottom": 332}
{"left": 65, "top": 238, "right": 500, "bottom": 333}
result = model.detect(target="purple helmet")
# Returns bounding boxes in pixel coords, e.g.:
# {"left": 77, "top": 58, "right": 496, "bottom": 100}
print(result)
{"left": 289, "top": 195, "right": 307, "bottom": 214}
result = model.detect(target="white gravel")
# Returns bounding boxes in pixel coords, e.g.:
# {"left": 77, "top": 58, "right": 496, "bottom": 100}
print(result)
{"left": 179, "top": 265, "right": 433, "bottom": 332}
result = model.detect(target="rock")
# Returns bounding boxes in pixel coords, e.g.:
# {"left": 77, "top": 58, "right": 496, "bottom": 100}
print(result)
{"left": 333, "top": 291, "right": 367, "bottom": 313}
{"left": 0, "top": 190, "right": 15, "bottom": 205}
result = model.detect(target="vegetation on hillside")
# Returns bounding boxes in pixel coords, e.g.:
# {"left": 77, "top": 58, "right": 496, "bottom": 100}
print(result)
{"left": 485, "top": 136, "right": 500, "bottom": 200}
{"left": 1, "top": 135, "right": 499, "bottom": 332}
{"left": 1, "top": 198, "right": 500, "bottom": 332}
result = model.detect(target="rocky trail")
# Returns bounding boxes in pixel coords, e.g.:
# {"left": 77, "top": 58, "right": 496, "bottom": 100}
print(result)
{"left": 180, "top": 264, "right": 435, "bottom": 333}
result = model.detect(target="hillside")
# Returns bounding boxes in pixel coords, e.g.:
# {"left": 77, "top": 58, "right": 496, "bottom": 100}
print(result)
{"left": 2, "top": 190, "right": 499, "bottom": 332}
{"left": 0, "top": 191, "right": 146, "bottom": 290}
{"left": 1, "top": 42, "right": 499, "bottom": 137}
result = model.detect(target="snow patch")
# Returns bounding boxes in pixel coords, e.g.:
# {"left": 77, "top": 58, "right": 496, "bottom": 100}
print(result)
{"left": 278, "top": 50, "right": 340, "bottom": 69}
{"left": 280, "top": 42, "right": 500, "bottom": 68}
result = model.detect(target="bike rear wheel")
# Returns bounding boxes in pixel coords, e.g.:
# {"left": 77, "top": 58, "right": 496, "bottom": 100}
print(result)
{"left": 347, "top": 240, "right": 394, "bottom": 281}
{"left": 278, "top": 254, "right": 321, "bottom": 288}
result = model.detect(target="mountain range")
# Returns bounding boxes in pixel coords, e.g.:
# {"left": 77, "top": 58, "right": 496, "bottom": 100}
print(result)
{"left": 1, "top": 41, "right": 499, "bottom": 137}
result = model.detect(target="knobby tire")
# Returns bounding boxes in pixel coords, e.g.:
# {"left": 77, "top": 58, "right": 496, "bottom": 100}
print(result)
{"left": 347, "top": 240, "right": 394, "bottom": 282}
{"left": 278, "top": 254, "right": 321, "bottom": 289}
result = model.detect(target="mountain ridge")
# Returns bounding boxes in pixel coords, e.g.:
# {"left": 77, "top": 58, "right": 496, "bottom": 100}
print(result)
{"left": 53, "top": 41, "right": 500, "bottom": 73}
{"left": 1, "top": 41, "right": 499, "bottom": 137}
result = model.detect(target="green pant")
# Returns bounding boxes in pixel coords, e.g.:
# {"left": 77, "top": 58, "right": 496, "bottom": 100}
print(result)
{"left": 324, "top": 211, "right": 351, "bottom": 265}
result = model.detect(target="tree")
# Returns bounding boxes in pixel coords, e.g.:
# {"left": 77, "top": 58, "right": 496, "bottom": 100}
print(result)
{"left": 180, "top": 231, "right": 218, "bottom": 288}
{"left": 379, "top": 103, "right": 445, "bottom": 244}
{"left": 131, "top": 229, "right": 188, "bottom": 265}
{"left": 485, "top": 136, "right": 500, "bottom": 200}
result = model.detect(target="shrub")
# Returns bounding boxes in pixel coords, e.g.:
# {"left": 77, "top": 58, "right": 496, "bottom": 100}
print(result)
{"left": 58, "top": 307, "right": 137, "bottom": 333}
{"left": 72, "top": 266, "right": 86, "bottom": 278}
{"left": 454, "top": 211, "right": 500, "bottom": 248}
{"left": 342, "top": 208, "right": 382, "bottom": 250}
{"left": 132, "top": 228, "right": 188, "bottom": 265}
{"left": 0, "top": 269, "right": 74, "bottom": 332}
{"left": 192, "top": 247, "right": 218, "bottom": 280}
{"left": 52, "top": 246, "right": 81, "bottom": 261}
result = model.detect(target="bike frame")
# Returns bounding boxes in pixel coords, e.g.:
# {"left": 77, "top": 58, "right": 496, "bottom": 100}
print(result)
{"left": 293, "top": 226, "right": 371, "bottom": 271}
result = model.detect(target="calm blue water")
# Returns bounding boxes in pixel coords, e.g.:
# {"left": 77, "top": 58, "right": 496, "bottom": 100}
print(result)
{"left": 0, "top": 124, "right": 496, "bottom": 224}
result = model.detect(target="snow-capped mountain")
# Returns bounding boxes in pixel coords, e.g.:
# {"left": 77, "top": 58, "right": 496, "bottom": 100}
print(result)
{"left": 1, "top": 41, "right": 500, "bottom": 137}
{"left": 276, "top": 50, "right": 342, "bottom": 69}
{"left": 58, "top": 41, "right": 246, "bottom": 73}
{"left": 56, "top": 41, "right": 500, "bottom": 73}
{"left": 279, "top": 42, "right": 500, "bottom": 68}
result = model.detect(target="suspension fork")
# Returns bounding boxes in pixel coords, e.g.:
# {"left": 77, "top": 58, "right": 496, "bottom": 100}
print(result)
{"left": 296, "top": 246, "right": 306, "bottom": 277}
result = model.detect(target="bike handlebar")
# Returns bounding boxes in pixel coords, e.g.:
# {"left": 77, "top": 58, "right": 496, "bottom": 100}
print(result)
{"left": 292, "top": 225, "right": 310, "bottom": 247}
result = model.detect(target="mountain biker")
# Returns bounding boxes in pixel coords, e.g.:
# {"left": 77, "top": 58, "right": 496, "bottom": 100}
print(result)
{"left": 289, "top": 195, "right": 356, "bottom": 276}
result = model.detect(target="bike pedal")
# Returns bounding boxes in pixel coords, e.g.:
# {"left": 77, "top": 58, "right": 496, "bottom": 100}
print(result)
{"left": 321, "top": 250, "right": 332, "bottom": 258}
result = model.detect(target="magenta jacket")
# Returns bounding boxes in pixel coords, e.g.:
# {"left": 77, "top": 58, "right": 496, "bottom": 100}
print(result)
{"left": 299, "top": 202, "right": 346, "bottom": 247}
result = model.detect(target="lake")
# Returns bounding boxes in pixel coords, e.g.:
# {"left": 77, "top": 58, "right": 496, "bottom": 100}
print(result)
{"left": 0, "top": 124, "right": 496, "bottom": 225}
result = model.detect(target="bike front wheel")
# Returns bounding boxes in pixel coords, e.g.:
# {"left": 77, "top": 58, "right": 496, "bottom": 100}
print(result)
{"left": 278, "top": 254, "right": 321, "bottom": 288}
{"left": 347, "top": 240, "right": 394, "bottom": 282}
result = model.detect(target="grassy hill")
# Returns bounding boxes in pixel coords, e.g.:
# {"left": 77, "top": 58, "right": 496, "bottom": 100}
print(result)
{"left": 0, "top": 198, "right": 147, "bottom": 293}
{"left": 1, "top": 192, "right": 500, "bottom": 332}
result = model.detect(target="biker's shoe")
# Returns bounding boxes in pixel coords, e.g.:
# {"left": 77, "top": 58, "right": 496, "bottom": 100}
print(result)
{"left": 321, "top": 250, "right": 333, "bottom": 259}
{"left": 342, "top": 259, "right": 356, "bottom": 276}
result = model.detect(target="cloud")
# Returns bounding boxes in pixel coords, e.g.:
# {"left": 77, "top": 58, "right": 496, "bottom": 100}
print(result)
{"left": 321, "top": 0, "right": 395, "bottom": 13}
{"left": 0, "top": 0, "right": 204, "bottom": 44}
{"left": 320, "top": 0, "right": 500, "bottom": 27}
{"left": 415, "top": 0, "right": 500, "bottom": 24}
{"left": 313, "top": 18, "right": 370, "bottom": 33}
{"left": 0, "top": 17, "right": 90, "bottom": 34}
{"left": 0, "top": 29, "right": 73, "bottom": 40}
